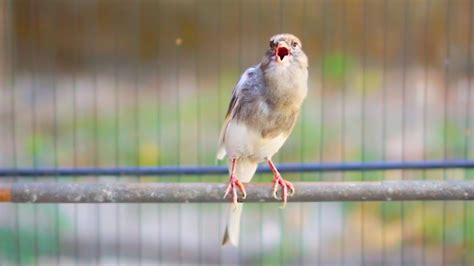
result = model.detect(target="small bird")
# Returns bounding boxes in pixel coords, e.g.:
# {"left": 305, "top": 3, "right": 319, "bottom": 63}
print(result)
{"left": 217, "top": 33, "right": 308, "bottom": 246}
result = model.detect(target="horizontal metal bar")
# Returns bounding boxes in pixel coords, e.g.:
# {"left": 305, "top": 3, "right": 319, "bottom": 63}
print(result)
{"left": 1, "top": 180, "right": 473, "bottom": 203}
{"left": 1, "top": 160, "right": 474, "bottom": 177}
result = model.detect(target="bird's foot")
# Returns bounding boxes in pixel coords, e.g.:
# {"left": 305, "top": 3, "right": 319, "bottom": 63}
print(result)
{"left": 223, "top": 175, "right": 246, "bottom": 208}
{"left": 272, "top": 174, "right": 295, "bottom": 207}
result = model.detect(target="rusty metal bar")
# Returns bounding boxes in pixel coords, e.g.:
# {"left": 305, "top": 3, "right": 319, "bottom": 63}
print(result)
{"left": 0, "top": 183, "right": 12, "bottom": 201}
{"left": 0, "top": 181, "right": 473, "bottom": 203}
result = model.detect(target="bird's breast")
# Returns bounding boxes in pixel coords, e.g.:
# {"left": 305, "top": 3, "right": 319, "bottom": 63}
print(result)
{"left": 224, "top": 120, "right": 289, "bottom": 162}
{"left": 264, "top": 66, "right": 308, "bottom": 107}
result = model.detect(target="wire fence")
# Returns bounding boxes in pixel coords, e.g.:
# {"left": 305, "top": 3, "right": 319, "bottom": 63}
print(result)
{"left": 0, "top": 0, "right": 474, "bottom": 265}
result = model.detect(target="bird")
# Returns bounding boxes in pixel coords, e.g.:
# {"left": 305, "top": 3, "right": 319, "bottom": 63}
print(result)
{"left": 217, "top": 33, "right": 308, "bottom": 246}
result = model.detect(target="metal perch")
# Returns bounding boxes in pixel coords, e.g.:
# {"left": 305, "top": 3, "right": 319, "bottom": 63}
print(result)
{"left": 0, "top": 181, "right": 473, "bottom": 203}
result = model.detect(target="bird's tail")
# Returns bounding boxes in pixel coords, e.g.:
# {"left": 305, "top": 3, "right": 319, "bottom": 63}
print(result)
{"left": 222, "top": 203, "right": 243, "bottom": 246}
{"left": 222, "top": 159, "right": 258, "bottom": 246}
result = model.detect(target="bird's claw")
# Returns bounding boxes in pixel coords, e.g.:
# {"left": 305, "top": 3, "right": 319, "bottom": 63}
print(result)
{"left": 223, "top": 175, "right": 246, "bottom": 208}
{"left": 272, "top": 175, "right": 295, "bottom": 208}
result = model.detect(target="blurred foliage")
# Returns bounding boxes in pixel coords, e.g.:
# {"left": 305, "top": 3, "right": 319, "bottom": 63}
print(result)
{"left": 322, "top": 52, "right": 354, "bottom": 80}
{"left": 8, "top": 0, "right": 474, "bottom": 77}
{"left": 0, "top": 206, "right": 61, "bottom": 265}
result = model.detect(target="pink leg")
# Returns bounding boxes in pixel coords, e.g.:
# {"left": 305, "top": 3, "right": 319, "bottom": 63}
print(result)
{"left": 223, "top": 158, "right": 247, "bottom": 208}
{"left": 267, "top": 158, "right": 295, "bottom": 206}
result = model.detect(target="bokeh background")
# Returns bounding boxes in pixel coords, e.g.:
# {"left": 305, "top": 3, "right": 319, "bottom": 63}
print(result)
{"left": 0, "top": 0, "right": 474, "bottom": 265}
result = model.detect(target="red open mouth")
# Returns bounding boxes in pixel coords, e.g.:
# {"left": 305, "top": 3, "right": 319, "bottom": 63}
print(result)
{"left": 276, "top": 47, "right": 289, "bottom": 61}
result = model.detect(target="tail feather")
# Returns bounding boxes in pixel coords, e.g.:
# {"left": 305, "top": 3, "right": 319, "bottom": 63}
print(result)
{"left": 222, "top": 203, "right": 243, "bottom": 246}
{"left": 222, "top": 159, "right": 257, "bottom": 246}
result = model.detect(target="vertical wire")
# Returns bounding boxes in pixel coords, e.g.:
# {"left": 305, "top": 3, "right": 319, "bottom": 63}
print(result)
{"left": 0, "top": 2, "right": 5, "bottom": 263}
{"left": 442, "top": 1, "right": 451, "bottom": 264}
{"left": 72, "top": 1, "right": 79, "bottom": 264}
{"left": 279, "top": 0, "right": 283, "bottom": 30}
{"left": 421, "top": 0, "right": 430, "bottom": 264}
{"left": 174, "top": 1, "right": 182, "bottom": 262}
{"left": 400, "top": 0, "right": 409, "bottom": 263}
{"left": 7, "top": 0, "right": 21, "bottom": 263}
{"left": 318, "top": 1, "right": 325, "bottom": 264}
{"left": 278, "top": 1, "right": 284, "bottom": 264}
{"left": 113, "top": 1, "right": 121, "bottom": 264}
{"left": 257, "top": 1, "right": 263, "bottom": 264}
{"left": 381, "top": 0, "right": 388, "bottom": 264}
{"left": 360, "top": 1, "right": 367, "bottom": 264}
{"left": 0, "top": 1, "right": 4, "bottom": 257}
{"left": 134, "top": 2, "right": 142, "bottom": 264}
{"left": 341, "top": 0, "right": 347, "bottom": 264}
{"left": 217, "top": 1, "right": 223, "bottom": 264}
{"left": 52, "top": 2, "right": 60, "bottom": 264}
{"left": 220, "top": 0, "right": 227, "bottom": 262}
{"left": 194, "top": 0, "right": 203, "bottom": 263}
{"left": 155, "top": 0, "right": 163, "bottom": 262}
{"left": 0, "top": 1, "right": 6, "bottom": 259}
{"left": 0, "top": 1, "right": 4, "bottom": 261}
{"left": 29, "top": 1, "right": 39, "bottom": 263}
{"left": 92, "top": 3, "right": 100, "bottom": 264}
{"left": 301, "top": 0, "right": 308, "bottom": 264}
{"left": 238, "top": 1, "right": 243, "bottom": 264}
{"left": 464, "top": 1, "right": 473, "bottom": 264}
{"left": 276, "top": 0, "right": 285, "bottom": 265}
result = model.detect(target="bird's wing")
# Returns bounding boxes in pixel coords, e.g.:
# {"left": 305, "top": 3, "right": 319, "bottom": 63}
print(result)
{"left": 216, "top": 67, "right": 256, "bottom": 160}
{"left": 216, "top": 85, "right": 241, "bottom": 160}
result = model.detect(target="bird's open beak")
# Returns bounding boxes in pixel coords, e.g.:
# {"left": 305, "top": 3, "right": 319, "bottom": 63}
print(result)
{"left": 275, "top": 43, "right": 290, "bottom": 62}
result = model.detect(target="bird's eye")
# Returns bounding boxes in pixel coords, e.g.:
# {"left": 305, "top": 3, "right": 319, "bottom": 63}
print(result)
{"left": 269, "top": 40, "right": 276, "bottom": 48}
{"left": 292, "top": 41, "right": 298, "bottom": 48}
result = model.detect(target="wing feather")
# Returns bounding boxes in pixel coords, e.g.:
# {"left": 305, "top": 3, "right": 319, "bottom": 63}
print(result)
{"left": 216, "top": 66, "right": 261, "bottom": 160}
{"left": 216, "top": 91, "right": 240, "bottom": 160}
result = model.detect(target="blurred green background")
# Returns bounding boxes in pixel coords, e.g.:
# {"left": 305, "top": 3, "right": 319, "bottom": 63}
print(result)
{"left": 0, "top": 0, "right": 473, "bottom": 265}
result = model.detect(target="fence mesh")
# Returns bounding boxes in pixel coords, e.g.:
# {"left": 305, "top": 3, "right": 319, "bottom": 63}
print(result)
{"left": 0, "top": 0, "right": 473, "bottom": 265}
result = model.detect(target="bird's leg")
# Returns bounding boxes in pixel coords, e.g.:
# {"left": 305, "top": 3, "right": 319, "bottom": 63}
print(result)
{"left": 267, "top": 158, "right": 295, "bottom": 206}
{"left": 223, "top": 158, "right": 247, "bottom": 208}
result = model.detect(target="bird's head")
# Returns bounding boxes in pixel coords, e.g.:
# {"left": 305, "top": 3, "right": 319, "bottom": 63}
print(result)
{"left": 262, "top": 33, "right": 307, "bottom": 69}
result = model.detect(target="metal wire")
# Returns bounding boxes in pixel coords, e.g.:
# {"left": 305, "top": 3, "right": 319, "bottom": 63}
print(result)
{"left": 442, "top": 2, "right": 452, "bottom": 264}
{"left": 1, "top": 160, "right": 474, "bottom": 177}
{"left": 464, "top": 1, "right": 474, "bottom": 265}
{"left": 113, "top": 2, "right": 121, "bottom": 264}
{"left": 381, "top": 1, "right": 389, "bottom": 264}
{"left": 340, "top": 0, "right": 348, "bottom": 264}
{"left": 361, "top": 1, "right": 368, "bottom": 264}
{"left": 29, "top": 2, "right": 39, "bottom": 262}
{"left": 156, "top": 0, "right": 163, "bottom": 263}
{"left": 72, "top": 2, "right": 80, "bottom": 263}
{"left": 133, "top": 3, "right": 142, "bottom": 264}
{"left": 401, "top": 0, "right": 409, "bottom": 263}
{"left": 5, "top": 0, "right": 20, "bottom": 264}
{"left": 421, "top": 1, "right": 431, "bottom": 264}
{"left": 92, "top": 5, "right": 101, "bottom": 264}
